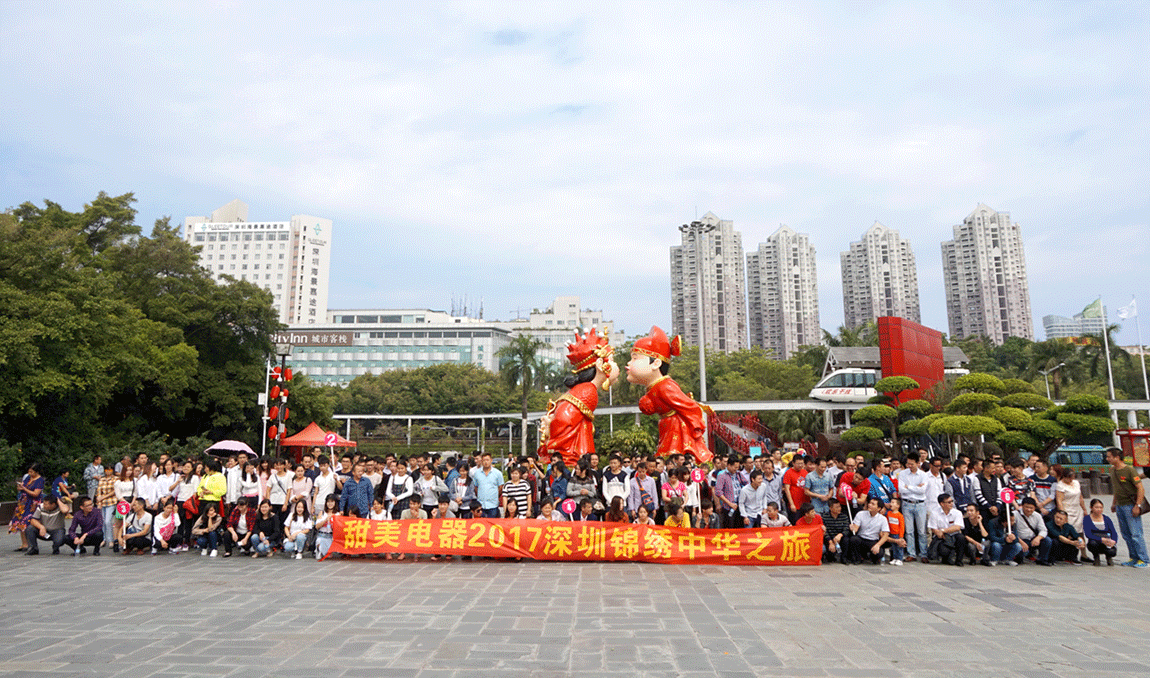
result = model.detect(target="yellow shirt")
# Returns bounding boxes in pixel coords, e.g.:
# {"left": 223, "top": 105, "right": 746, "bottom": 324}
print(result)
{"left": 664, "top": 514, "right": 691, "bottom": 528}
{"left": 197, "top": 472, "right": 227, "bottom": 501}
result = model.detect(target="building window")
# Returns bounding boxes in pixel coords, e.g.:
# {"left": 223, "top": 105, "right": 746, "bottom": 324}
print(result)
{"left": 194, "top": 234, "right": 204, "bottom": 242}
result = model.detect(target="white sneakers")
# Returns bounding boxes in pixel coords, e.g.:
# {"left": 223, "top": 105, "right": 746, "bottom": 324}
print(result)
{"left": 209, "top": 549, "right": 218, "bottom": 557}
{"left": 890, "top": 559, "right": 903, "bottom": 566}
{"left": 201, "top": 548, "right": 207, "bottom": 556}
{"left": 295, "top": 552, "right": 302, "bottom": 560}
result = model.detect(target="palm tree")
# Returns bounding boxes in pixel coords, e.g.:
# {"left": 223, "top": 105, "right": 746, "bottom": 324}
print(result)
{"left": 1080, "top": 323, "right": 1132, "bottom": 383}
{"left": 1026, "top": 339, "right": 1079, "bottom": 400}
{"left": 496, "top": 335, "right": 547, "bottom": 455}
{"left": 823, "top": 321, "right": 878, "bottom": 348}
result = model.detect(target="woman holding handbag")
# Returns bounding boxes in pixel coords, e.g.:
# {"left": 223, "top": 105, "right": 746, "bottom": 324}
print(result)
{"left": 151, "top": 498, "right": 182, "bottom": 554}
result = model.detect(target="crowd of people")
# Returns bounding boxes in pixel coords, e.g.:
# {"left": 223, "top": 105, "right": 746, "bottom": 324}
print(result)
{"left": 8, "top": 444, "right": 1148, "bottom": 568}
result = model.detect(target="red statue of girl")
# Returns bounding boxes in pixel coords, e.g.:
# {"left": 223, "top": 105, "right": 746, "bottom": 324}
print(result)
{"left": 538, "top": 329, "right": 619, "bottom": 468}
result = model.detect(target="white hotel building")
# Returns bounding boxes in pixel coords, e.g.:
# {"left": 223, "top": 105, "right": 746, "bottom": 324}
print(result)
{"left": 184, "top": 199, "right": 332, "bottom": 325}
{"left": 284, "top": 297, "right": 618, "bottom": 386}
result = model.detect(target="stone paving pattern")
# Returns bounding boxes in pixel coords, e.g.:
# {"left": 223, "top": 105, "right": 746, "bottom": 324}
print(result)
{"left": 1, "top": 506, "right": 1148, "bottom": 678}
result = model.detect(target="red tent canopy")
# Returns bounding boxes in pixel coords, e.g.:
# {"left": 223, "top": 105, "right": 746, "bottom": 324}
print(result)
{"left": 280, "top": 422, "right": 357, "bottom": 448}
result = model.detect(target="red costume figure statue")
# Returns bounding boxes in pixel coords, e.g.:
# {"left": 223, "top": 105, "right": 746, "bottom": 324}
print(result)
{"left": 538, "top": 329, "right": 619, "bottom": 468}
{"left": 626, "top": 326, "right": 713, "bottom": 464}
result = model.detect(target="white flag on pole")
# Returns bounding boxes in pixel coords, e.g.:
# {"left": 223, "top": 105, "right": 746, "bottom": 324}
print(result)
{"left": 1117, "top": 299, "right": 1137, "bottom": 320}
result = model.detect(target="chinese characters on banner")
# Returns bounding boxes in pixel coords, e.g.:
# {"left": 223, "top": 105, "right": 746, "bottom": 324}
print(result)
{"left": 329, "top": 517, "right": 823, "bottom": 566}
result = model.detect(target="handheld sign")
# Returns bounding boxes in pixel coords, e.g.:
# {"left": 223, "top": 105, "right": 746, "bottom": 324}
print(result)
{"left": 561, "top": 499, "right": 577, "bottom": 515}
{"left": 691, "top": 468, "right": 706, "bottom": 484}
{"left": 749, "top": 446, "right": 762, "bottom": 458}
{"left": 115, "top": 500, "right": 131, "bottom": 516}
{"left": 324, "top": 432, "right": 338, "bottom": 446}
{"left": 842, "top": 484, "right": 855, "bottom": 502}
{"left": 999, "top": 488, "right": 1016, "bottom": 505}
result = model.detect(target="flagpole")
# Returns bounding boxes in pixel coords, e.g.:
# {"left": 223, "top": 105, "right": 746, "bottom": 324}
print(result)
{"left": 1100, "top": 296, "right": 1116, "bottom": 400}
{"left": 1133, "top": 297, "right": 1150, "bottom": 421}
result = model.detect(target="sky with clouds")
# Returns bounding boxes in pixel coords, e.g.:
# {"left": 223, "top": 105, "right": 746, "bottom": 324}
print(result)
{"left": 3, "top": 1, "right": 1148, "bottom": 347}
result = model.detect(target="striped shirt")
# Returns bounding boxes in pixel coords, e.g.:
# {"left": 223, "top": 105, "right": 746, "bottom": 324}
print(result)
{"left": 502, "top": 480, "right": 530, "bottom": 517}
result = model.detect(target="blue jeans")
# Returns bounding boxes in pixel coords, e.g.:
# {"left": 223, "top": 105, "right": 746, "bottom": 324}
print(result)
{"left": 1116, "top": 505, "right": 1150, "bottom": 562}
{"left": 481, "top": 508, "right": 501, "bottom": 519}
{"left": 903, "top": 501, "right": 928, "bottom": 558}
{"left": 889, "top": 543, "right": 906, "bottom": 561}
{"left": 989, "top": 540, "right": 1022, "bottom": 563}
{"left": 101, "top": 505, "right": 116, "bottom": 543}
{"left": 283, "top": 532, "right": 308, "bottom": 555}
{"left": 195, "top": 531, "right": 218, "bottom": 551}
{"left": 315, "top": 533, "right": 333, "bottom": 559}
{"left": 1021, "top": 536, "right": 1052, "bottom": 562}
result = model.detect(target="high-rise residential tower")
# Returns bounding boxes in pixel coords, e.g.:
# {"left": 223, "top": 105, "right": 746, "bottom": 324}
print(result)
{"left": 941, "top": 204, "right": 1033, "bottom": 343}
{"left": 747, "top": 225, "right": 819, "bottom": 359}
{"left": 669, "top": 212, "right": 748, "bottom": 353}
{"left": 841, "top": 221, "right": 921, "bottom": 328}
{"left": 184, "top": 199, "right": 332, "bottom": 325}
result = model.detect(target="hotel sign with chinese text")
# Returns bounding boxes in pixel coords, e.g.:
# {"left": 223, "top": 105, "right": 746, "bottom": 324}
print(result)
{"left": 273, "top": 331, "right": 353, "bottom": 346}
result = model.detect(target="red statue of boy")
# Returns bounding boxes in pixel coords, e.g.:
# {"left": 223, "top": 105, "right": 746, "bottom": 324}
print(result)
{"left": 626, "top": 326, "right": 713, "bottom": 464}
{"left": 538, "top": 329, "right": 619, "bottom": 468}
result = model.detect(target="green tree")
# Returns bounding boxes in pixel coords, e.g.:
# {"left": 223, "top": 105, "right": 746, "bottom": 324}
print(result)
{"left": 853, "top": 405, "right": 899, "bottom": 442}
{"left": 496, "top": 335, "right": 548, "bottom": 454}
{"left": 598, "top": 425, "right": 656, "bottom": 458}
{"left": 840, "top": 426, "right": 885, "bottom": 443}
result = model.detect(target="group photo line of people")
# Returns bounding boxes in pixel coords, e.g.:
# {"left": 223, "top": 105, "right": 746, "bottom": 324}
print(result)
{"left": 9, "top": 442, "right": 1148, "bottom": 568}
{"left": 8, "top": 325, "right": 1148, "bottom": 567}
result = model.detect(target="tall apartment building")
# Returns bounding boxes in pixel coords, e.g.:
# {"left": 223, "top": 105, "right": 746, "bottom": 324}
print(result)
{"left": 941, "top": 204, "right": 1033, "bottom": 343}
{"left": 841, "top": 221, "right": 921, "bottom": 328}
{"left": 184, "top": 199, "right": 332, "bottom": 325}
{"left": 669, "top": 212, "right": 748, "bottom": 353}
{"left": 746, "top": 225, "right": 820, "bottom": 359}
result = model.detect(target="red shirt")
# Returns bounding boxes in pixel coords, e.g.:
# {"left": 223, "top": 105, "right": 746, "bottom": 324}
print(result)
{"left": 783, "top": 468, "right": 808, "bottom": 510}
{"left": 798, "top": 513, "right": 823, "bottom": 527}
{"left": 885, "top": 510, "right": 905, "bottom": 538}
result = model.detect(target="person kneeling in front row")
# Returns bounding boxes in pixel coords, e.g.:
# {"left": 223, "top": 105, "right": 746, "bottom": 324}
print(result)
{"left": 25, "top": 495, "right": 72, "bottom": 556}
{"left": 848, "top": 497, "right": 889, "bottom": 564}
{"left": 927, "top": 494, "right": 966, "bottom": 566}
{"left": 68, "top": 496, "right": 104, "bottom": 556}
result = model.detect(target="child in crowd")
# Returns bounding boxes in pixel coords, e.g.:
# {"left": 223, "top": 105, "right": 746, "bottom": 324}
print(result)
{"left": 886, "top": 496, "right": 907, "bottom": 565}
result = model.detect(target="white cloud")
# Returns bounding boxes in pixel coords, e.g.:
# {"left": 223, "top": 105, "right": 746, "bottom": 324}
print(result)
{"left": 2, "top": 1, "right": 1148, "bottom": 344}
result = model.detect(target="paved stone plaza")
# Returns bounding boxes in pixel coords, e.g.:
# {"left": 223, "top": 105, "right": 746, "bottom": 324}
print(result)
{"left": 1, "top": 522, "right": 1148, "bottom": 678}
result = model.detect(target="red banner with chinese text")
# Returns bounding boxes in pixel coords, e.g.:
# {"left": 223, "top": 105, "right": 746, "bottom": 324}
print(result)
{"left": 329, "top": 517, "right": 823, "bottom": 566}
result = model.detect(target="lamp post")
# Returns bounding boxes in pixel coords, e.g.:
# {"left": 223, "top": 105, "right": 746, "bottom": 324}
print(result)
{"left": 1038, "top": 362, "right": 1065, "bottom": 400}
{"left": 273, "top": 342, "right": 293, "bottom": 458}
{"left": 679, "top": 220, "right": 717, "bottom": 403}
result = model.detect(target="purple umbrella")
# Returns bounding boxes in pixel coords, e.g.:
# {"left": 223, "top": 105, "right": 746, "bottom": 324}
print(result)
{"left": 204, "top": 440, "right": 257, "bottom": 459}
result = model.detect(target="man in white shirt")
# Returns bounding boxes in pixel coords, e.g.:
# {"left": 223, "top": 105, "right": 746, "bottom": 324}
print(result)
{"left": 849, "top": 497, "right": 890, "bottom": 564}
{"left": 924, "top": 454, "right": 948, "bottom": 517}
{"left": 738, "top": 471, "right": 769, "bottom": 528}
{"left": 1014, "top": 497, "right": 1053, "bottom": 565}
{"left": 896, "top": 455, "right": 930, "bottom": 562}
{"left": 927, "top": 494, "right": 966, "bottom": 565}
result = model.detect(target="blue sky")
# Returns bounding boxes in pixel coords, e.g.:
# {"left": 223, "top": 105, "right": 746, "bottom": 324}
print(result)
{"left": 3, "top": 1, "right": 1148, "bottom": 346}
